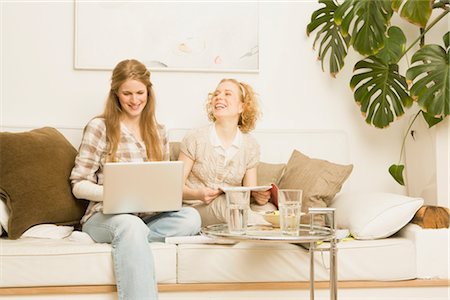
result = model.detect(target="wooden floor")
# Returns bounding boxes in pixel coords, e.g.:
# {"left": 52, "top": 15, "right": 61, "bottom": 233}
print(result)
{"left": 1, "top": 279, "right": 449, "bottom": 295}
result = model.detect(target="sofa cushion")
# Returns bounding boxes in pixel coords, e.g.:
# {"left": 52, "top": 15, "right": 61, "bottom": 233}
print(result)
{"left": 0, "top": 192, "right": 10, "bottom": 236}
{"left": 330, "top": 192, "right": 424, "bottom": 239}
{"left": 176, "top": 238, "right": 416, "bottom": 282}
{"left": 169, "top": 141, "right": 181, "bottom": 161}
{"left": 257, "top": 162, "right": 285, "bottom": 186}
{"left": 0, "top": 127, "right": 88, "bottom": 239}
{"left": 0, "top": 237, "right": 177, "bottom": 286}
{"left": 278, "top": 149, "right": 353, "bottom": 224}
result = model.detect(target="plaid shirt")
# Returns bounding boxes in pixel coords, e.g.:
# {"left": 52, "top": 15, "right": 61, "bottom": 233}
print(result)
{"left": 70, "top": 117, "right": 169, "bottom": 223}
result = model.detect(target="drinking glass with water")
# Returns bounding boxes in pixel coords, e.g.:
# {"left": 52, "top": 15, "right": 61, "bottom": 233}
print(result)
{"left": 278, "top": 189, "right": 303, "bottom": 235}
{"left": 225, "top": 188, "right": 251, "bottom": 235}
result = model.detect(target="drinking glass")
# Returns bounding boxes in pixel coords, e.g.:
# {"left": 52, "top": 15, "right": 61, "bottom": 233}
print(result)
{"left": 278, "top": 189, "right": 303, "bottom": 235}
{"left": 225, "top": 189, "right": 250, "bottom": 235}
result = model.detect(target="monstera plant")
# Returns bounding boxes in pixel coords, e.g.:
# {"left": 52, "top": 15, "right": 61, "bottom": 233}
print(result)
{"left": 307, "top": 0, "right": 449, "bottom": 185}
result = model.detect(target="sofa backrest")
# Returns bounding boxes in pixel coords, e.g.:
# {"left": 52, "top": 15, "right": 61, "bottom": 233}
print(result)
{"left": 2, "top": 126, "right": 352, "bottom": 190}
{"left": 2, "top": 126, "right": 84, "bottom": 149}
{"left": 169, "top": 128, "right": 352, "bottom": 192}
{"left": 168, "top": 128, "right": 350, "bottom": 165}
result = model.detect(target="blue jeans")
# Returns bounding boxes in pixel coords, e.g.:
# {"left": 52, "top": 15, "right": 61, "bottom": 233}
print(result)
{"left": 82, "top": 207, "right": 201, "bottom": 300}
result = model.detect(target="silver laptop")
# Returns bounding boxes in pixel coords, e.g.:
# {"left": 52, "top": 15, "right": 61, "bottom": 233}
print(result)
{"left": 103, "top": 161, "right": 183, "bottom": 214}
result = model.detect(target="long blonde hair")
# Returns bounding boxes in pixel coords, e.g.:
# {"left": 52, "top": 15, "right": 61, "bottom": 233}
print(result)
{"left": 101, "top": 59, "right": 163, "bottom": 162}
{"left": 206, "top": 78, "right": 261, "bottom": 133}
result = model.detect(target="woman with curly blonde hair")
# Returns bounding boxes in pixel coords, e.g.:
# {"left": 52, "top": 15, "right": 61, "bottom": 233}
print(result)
{"left": 205, "top": 78, "right": 260, "bottom": 133}
{"left": 179, "top": 78, "right": 276, "bottom": 226}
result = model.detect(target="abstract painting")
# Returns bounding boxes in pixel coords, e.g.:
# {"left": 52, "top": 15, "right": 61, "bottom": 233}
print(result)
{"left": 74, "top": 1, "right": 259, "bottom": 72}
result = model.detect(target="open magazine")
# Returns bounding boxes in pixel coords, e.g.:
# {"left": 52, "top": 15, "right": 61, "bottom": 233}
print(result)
{"left": 220, "top": 183, "right": 280, "bottom": 208}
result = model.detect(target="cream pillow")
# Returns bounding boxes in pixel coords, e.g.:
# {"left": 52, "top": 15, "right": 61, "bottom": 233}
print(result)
{"left": 0, "top": 194, "right": 9, "bottom": 234}
{"left": 330, "top": 192, "right": 424, "bottom": 239}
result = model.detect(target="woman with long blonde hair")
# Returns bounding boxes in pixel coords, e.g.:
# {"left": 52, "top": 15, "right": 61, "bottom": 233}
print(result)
{"left": 70, "top": 59, "right": 201, "bottom": 300}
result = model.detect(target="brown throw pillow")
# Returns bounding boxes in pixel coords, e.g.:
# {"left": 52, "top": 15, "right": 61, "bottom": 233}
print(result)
{"left": 0, "top": 127, "right": 88, "bottom": 239}
{"left": 278, "top": 149, "right": 353, "bottom": 225}
{"left": 257, "top": 162, "right": 286, "bottom": 186}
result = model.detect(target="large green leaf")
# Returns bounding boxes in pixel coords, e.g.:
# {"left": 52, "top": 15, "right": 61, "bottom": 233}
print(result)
{"left": 376, "top": 26, "right": 407, "bottom": 64}
{"left": 406, "top": 38, "right": 450, "bottom": 118}
{"left": 306, "top": 0, "right": 350, "bottom": 76}
{"left": 350, "top": 56, "right": 413, "bottom": 128}
{"left": 392, "top": 0, "right": 433, "bottom": 28}
{"left": 389, "top": 164, "right": 405, "bottom": 185}
{"left": 422, "top": 111, "right": 443, "bottom": 127}
{"left": 335, "top": 0, "right": 393, "bottom": 56}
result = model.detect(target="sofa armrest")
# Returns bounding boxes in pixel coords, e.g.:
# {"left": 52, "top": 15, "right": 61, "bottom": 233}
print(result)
{"left": 398, "top": 223, "right": 449, "bottom": 279}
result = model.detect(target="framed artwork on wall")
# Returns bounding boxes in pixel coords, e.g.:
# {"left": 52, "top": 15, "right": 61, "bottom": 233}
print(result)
{"left": 74, "top": 1, "right": 259, "bottom": 73}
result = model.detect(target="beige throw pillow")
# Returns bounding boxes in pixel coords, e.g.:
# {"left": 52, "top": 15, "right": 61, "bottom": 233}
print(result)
{"left": 257, "top": 162, "right": 286, "bottom": 207}
{"left": 257, "top": 162, "right": 286, "bottom": 186}
{"left": 278, "top": 150, "right": 353, "bottom": 225}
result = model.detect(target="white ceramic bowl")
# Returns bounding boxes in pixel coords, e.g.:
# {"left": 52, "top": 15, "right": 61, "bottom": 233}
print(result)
{"left": 263, "top": 211, "right": 280, "bottom": 227}
{"left": 262, "top": 211, "right": 305, "bottom": 227}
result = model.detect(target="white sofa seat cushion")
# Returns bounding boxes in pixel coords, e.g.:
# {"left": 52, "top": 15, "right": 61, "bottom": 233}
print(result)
{"left": 321, "top": 237, "right": 416, "bottom": 281}
{"left": 177, "top": 242, "right": 310, "bottom": 283}
{"left": 176, "top": 238, "right": 416, "bottom": 283}
{"left": 0, "top": 237, "right": 177, "bottom": 287}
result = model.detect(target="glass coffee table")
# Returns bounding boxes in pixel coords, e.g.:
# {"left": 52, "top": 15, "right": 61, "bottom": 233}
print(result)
{"left": 201, "top": 208, "right": 338, "bottom": 300}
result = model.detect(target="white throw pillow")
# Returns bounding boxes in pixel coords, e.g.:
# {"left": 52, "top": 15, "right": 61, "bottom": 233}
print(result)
{"left": 21, "top": 224, "right": 74, "bottom": 239}
{"left": 0, "top": 199, "right": 9, "bottom": 233}
{"left": 330, "top": 192, "right": 423, "bottom": 239}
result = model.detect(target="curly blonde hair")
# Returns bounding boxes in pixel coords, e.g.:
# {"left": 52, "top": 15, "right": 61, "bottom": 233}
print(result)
{"left": 205, "top": 78, "right": 260, "bottom": 133}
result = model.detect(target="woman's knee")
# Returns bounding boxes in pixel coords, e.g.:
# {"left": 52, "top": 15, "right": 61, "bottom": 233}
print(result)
{"left": 109, "top": 214, "right": 150, "bottom": 241}
{"left": 195, "top": 196, "right": 227, "bottom": 226}
{"left": 178, "top": 207, "right": 202, "bottom": 234}
{"left": 83, "top": 213, "right": 149, "bottom": 243}
{"left": 251, "top": 201, "right": 277, "bottom": 212}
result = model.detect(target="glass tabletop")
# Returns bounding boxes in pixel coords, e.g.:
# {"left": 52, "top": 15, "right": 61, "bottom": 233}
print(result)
{"left": 201, "top": 223, "right": 335, "bottom": 243}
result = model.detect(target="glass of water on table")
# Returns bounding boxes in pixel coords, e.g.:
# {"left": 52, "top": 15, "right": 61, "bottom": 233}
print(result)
{"left": 278, "top": 189, "right": 303, "bottom": 235}
{"left": 224, "top": 187, "right": 251, "bottom": 235}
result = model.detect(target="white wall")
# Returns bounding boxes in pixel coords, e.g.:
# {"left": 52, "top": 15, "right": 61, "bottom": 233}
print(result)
{"left": 1, "top": 1, "right": 448, "bottom": 196}
{"left": 435, "top": 119, "right": 450, "bottom": 207}
{"left": 406, "top": 116, "right": 450, "bottom": 207}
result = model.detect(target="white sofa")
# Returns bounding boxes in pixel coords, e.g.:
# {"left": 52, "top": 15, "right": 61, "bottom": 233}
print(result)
{"left": 0, "top": 127, "right": 449, "bottom": 300}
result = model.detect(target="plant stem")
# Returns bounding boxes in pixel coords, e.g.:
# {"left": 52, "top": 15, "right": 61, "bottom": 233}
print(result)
{"left": 433, "top": 0, "right": 449, "bottom": 9}
{"left": 399, "top": 8, "right": 449, "bottom": 61}
{"left": 420, "top": 28, "right": 425, "bottom": 47}
{"left": 398, "top": 110, "right": 421, "bottom": 163}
